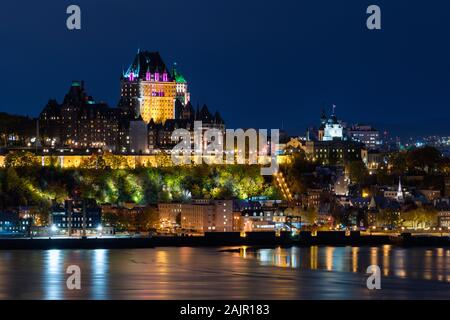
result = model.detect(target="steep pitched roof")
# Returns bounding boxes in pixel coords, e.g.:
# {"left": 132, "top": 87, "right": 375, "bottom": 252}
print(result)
{"left": 213, "top": 111, "right": 224, "bottom": 124}
{"left": 123, "top": 50, "right": 172, "bottom": 80}
{"left": 197, "top": 104, "right": 212, "bottom": 122}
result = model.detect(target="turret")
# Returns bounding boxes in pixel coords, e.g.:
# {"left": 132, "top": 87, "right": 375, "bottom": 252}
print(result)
{"left": 320, "top": 109, "right": 327, "bottom": 125}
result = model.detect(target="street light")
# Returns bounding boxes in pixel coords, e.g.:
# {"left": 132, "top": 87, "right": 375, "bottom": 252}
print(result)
{"left": 97, "top": 225, "right": 103, "bottom": 237}
{"left": 50, "top": 224, "right": 58, "bottom": 239}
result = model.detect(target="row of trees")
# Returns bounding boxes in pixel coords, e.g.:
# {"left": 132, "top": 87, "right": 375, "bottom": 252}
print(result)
{"left": 0, "top": 164, "right": 279, "bottom": 209}
{"left": 389, "top": 146, "right": 450, "bottom": 175}
{"left": 3, "top": 151, "right": 132, "bottom": 169}
{"left": 372, "top": 207, "right": 438, "bottom": 229}
{"left": 285, "top": 205, "right": 439, "bottom": 229}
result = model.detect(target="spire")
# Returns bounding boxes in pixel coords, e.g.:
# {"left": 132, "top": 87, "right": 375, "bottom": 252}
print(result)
{"left": 331, "top": 104, "right": 338, "bottom": 124}
{"left": 397, "top": 177, "right": 404, "bottom": 202}
{"left": 369, "top": 196, "right": 377, "bottom": 210}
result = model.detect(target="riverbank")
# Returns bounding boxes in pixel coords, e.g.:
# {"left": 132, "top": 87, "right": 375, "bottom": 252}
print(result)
{"left": 0, "top": 231, "right": 449, "bottom": 249}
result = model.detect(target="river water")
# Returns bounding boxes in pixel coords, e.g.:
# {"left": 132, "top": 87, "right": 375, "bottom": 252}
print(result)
{"left": 0, "top": 245, "right": 449, "bottom": 299}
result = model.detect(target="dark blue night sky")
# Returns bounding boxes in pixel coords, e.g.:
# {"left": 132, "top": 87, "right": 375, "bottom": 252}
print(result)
{"left": 0, "top": 0, "right": 449, "bottom": 137}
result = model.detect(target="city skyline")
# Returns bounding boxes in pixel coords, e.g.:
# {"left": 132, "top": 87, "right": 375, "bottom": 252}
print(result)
{"left": 1, "top": 0, "right": 449, "bottom": 138}
{"left": 1, "top": 1, "right": 450, "bottom": 305}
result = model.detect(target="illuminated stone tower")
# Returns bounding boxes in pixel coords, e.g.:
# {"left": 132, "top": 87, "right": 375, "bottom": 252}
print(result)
{"left": 172, "top": 63, "right": 190, "bottom": 106}
{"left": 119, "top": 50, "right": 186, "bottom": 124}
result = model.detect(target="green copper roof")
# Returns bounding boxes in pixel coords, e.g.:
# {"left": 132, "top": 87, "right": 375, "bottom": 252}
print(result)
{"left": 173, "top": 69, "right": 187, "bottom": 83}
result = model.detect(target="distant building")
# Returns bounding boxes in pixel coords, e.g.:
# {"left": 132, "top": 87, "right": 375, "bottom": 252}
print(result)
{"left": 148, "top": 103, "right": 225, "bottom": 150}
{"left": 348, "top": 124, "right": 381, "bottom": 150}
{"left": 100, "top": 203, "right": 152, "bottom": 233}
{"left": 39, "top": 81, "right": 122, "bottom": 151}
{"left": 445, "top": 177, "right": 450, "bottom": 197}
{"left": 305, "top": 108, "right": 365, "bottom": 165}
{"left": 419, "top": 189, "right": 441, "bottom": 201}
{"left": 365, "top": 150, "right": 383, "bottom": 173}
{"left": 233, "top": 200, "right": 288, "bottom": 232}
{"left": 318, "top": 107, "right": 344, "bottom": 141}
{"left": 435, "top": 199, "right": 450, "bottom": 228}
{"left": 158, "top": 200, "right": 234, "bottom": 234}
{"left": 383, "top": 178, "right": 406, "bottom": 203}
{"left": 129, "top": 116, "right": 149, "bottom": 153}
{"left": 158, "top": 203, "right": 182, "bottom": 231}
{"left": 334, "top": 168, "right": 349, "bottom": 196}
{"left": 148, "top": 118, "right": 192, "bottom": 150}
{"left": 304, "top": 140, "right": 364, "bottom": 165}
{"left": 284, "top": 137, "right": 305, "bottom": 153}
{"left": 0, "top": 211, "right": 32, "bottom": 235}
{"left": 51, "top": 199, "right": 101, "bottom": 235}
{"left": 303, "top": 188, "right": 324, "bottom": 209}
{"left": 438, "top": 211, "right": 450, "bottom": 228}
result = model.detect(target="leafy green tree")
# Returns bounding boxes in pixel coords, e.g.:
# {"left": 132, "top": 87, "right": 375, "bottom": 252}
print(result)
{"left": 389, "top": 152, "right": 408, "bottom": 176}
{"left": 406, "top": 146, "right": 442, "bottom": 173}
{"left": 5, "top": 151, "right": 39, "bottom": 167}
{"left": 346, "top": 160, "right": 369, "bottom": 184}
{"left": 80, "top": 154, "right": 107, "bottom": 169}
{"left": 400, "top": 207, "right": 437, "bottom": 229}
{"left": 301, "top": 207, "right": 317, "bottom": 225}
{"left": 103, "top": 153, "right": 129, "bottom": 169}
{"left": 282, "top": 153, "right": 315, "bottom": 196}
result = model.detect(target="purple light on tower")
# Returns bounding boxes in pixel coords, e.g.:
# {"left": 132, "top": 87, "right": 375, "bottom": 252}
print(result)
{"left": 162, "top": 72, "right": 168, "bottom": 82}
{"left": 146, "top": 71, "right": 151, "bottom": 81}
{"left": 129, "top": 72, "right": 135, "bottom": 81}
{"left": 154, "top": 72, "right": 159, "bottom": 81}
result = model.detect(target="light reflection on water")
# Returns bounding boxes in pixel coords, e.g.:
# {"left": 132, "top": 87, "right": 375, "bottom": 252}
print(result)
{"left": 0, "top": 246, "right": 449, "bottom": 300}
{"left": 238, "top": 245, "right": 450, "bottom": 283}
{"left": 44, "top": 250, "right": 63, "bottom": 299}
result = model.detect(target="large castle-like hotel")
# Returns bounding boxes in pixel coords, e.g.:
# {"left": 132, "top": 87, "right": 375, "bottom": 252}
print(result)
{"left": 39, "top": 50, "right": 224, "bottom": 153}
{"left": 119, "top": 50, "right": 190, "bottom": 123}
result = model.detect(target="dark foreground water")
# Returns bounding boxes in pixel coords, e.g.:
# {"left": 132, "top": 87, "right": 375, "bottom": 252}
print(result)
{"left": 0, "top": 245, "right": 449, "bottom": 299}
